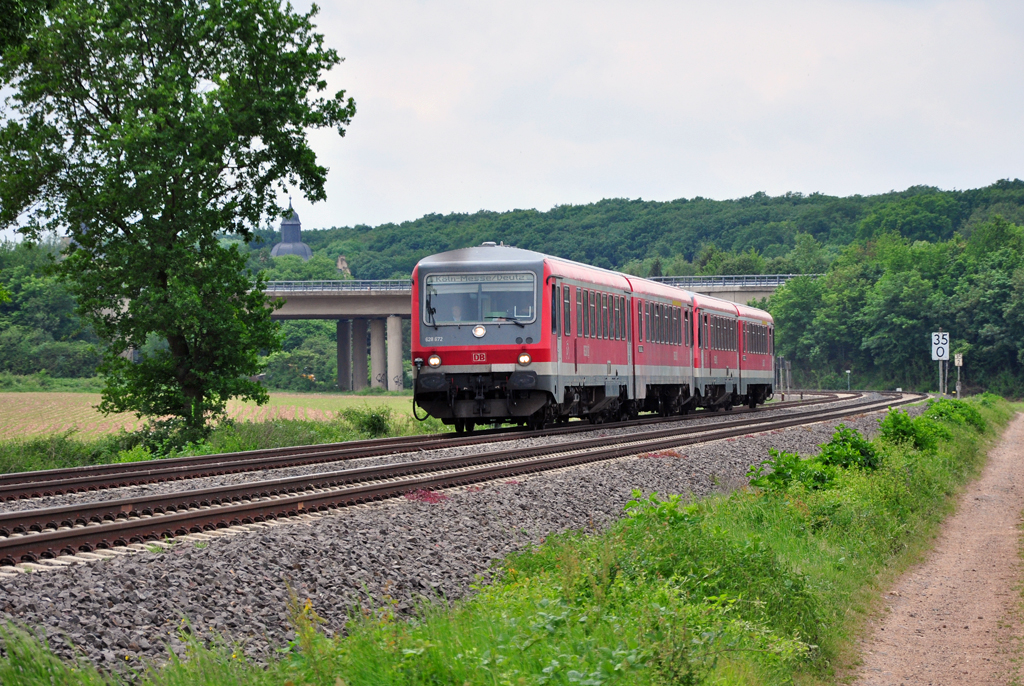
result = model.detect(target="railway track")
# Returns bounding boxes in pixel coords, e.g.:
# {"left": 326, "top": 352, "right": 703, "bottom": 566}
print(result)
{"left": 0, "top": 391, "right": 920, "bottom": 567}
{"left": 0, "top": 393, "right": 844, "bottom": 501}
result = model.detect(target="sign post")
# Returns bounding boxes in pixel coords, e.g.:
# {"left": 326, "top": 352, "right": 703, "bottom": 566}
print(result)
{"left": 954, "top": 353, "right": 963, "bottom": 397}
{"left": 931, "top": 331, "right": 949, "bottom": 396}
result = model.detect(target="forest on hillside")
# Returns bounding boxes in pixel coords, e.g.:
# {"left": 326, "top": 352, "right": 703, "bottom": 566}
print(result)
{"left": 2, "top": 180, "right": 1024, "bottom": 394}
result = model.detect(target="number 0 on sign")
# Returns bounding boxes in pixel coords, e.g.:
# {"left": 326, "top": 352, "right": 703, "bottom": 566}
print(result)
{"left": 931, "top": 332, "right": 950, "bottom": 361}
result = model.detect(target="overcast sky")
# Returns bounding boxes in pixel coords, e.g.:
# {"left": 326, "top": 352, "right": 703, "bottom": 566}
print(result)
{"left": 6, "top": 0, "right": 1024, "bottom": 240}
{"left": 286, "top": 0, "right": 1024, "bottom": 231}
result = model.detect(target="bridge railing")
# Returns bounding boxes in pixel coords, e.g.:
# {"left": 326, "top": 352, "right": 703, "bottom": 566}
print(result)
{"left": 264, "top": 279, "right": 411, "bottom": 292}
{"left": 263, "top": 274, "right": 820, "bottom": 293}
{"left": 648, "top": 274, "right": 820, "bottom": 288}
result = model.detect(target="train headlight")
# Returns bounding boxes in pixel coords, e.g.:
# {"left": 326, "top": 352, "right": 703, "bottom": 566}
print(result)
{"left": 517, "top": 352, "right": 532, "bottom": 366}
{"left": 472, "top": 325, "right": 486, "bottom": 338}
{"left": 427, "top": 354, "right": 442, "bottom": 368}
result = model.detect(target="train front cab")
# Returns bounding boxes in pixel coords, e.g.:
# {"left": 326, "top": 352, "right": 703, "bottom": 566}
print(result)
{"left": 411, "top": 246, "right": 557, "bottom": 432}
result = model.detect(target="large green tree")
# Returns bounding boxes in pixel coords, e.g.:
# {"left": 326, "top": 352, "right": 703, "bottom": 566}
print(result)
{"left": 0, "top": 0, "right": 355, "bottom": 436}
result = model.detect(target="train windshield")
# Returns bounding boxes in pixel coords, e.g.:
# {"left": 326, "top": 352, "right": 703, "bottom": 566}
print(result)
{"left": 423, "top": 272, "right": 536, "bottom": 326}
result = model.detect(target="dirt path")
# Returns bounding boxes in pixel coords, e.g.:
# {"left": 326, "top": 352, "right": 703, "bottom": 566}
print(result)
{"left": 854, "top": 413, "right": 1024, "bottom": 685}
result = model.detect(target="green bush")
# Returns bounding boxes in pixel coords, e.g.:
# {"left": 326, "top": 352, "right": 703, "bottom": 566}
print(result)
{"left": 748, "top": 424, "right": 877, "bottom": 494}
{"left": 340, "top": 405, "right": 394, "bottom": 437}
{"left": 817, "top": 424, "right": 879, "bottom": 470}
{"left": 925, "top": 398, "right": 985, "bottom": 432}
{"left": 878, "top": 408, "right": 951, "bottom": 451}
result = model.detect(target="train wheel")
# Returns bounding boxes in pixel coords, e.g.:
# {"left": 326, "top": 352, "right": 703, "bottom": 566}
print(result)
{"left": 748, "top": 395, "right": 757, "bottom": 409}
{"left": 454, "top": 419, "right": 465, "bottom": 434}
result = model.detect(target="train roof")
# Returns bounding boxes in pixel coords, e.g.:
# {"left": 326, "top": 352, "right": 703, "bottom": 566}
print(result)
{"left": 416, "top": 244, "right": 548, "bottom": 270}
{"left": 416, "top": 244, "right": 772, "bottom": 322}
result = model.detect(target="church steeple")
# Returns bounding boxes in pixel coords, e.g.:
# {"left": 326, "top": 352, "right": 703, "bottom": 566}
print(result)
{"left": 270, "top": 199, "right": 312, "bottom": 261}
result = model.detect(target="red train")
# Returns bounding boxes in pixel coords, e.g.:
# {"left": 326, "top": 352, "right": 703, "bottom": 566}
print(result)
{"left": 412, "top": 243, "right": 774, "bottom": 432}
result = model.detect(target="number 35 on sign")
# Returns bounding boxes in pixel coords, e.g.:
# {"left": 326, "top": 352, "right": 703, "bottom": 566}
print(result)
{"left": 931, "top": 332, "right": 950, "bottom": 361}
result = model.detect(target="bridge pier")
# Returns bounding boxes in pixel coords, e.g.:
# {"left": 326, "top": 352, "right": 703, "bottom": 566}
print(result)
{"left": 352, "top": 319, "right": 368, "bottom": 391}
{"left": 387, "top": 315, "right": 404, "bottom": 391}
{"left": 370, "top": 319, "right": 386, "bottom": 389}
{"left": 336, "top": 319, "right": 351, "bottom": 391}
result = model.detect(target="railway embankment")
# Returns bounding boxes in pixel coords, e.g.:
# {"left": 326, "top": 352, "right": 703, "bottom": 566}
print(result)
{"left": 0, "top": 394, "right": 1010, "bottom": 684}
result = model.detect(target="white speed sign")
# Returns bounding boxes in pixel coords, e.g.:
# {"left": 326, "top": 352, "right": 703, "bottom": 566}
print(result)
{"left": 931, "top": 332, "right": 950, "bottom": 361}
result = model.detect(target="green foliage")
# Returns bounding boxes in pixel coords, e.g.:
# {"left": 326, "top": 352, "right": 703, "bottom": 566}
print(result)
{"left": 0, "top": 0, "right": 356, "bottom": 438}
{"left": 817, "top": 424, "right": 879, "bottom": 470}
{"left": 0, "top": 372, "right": 104, "bottom": 392}
{"left": 924, "top": 398, "right": 985, "bottom": 432}
{"left": 748, "top": 425, "right": 876, "bottom": 494}
{"left": 877, "top": 408, "right": 950, "bottom": 451}
{"left": 771, "top": 210, "right": 1024, "bottom": 393}
{"left": 340, "top": 405, "right": 395, "bottom": 437}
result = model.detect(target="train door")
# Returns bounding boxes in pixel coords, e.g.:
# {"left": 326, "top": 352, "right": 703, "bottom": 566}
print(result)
{"left": 701, "top": 312, "right": 710, "bottom": 375}
{"left": 550, "top": 282, "right": 562, "bottom": 398}
{"left": 633, "top": 298, "right": 645, "bottom": 400}
{"left": 562, "top": 285, "right": 574, "bottom": 376}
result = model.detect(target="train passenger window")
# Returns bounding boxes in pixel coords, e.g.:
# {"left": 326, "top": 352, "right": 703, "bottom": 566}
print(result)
{"left": 637, "top": 300, "right": 643, "bottom": 342}
{"left": 576, "top": 288, "right": 583, "bottom": 336}
{"left": 604, "top": 294, "right": 610, "bottom": 339}
{"left": 585, "top": 291, "right": 592, "bottom": 337}
{"left": 618, "top": 298, "right": 626, "bottom": 341}
{"left": 585, "top": 290, "right": 591, "bottom": 338}
{"left": 684, "top": 310, "right": 691, "bottom": 347}
{"left": 653, "top": 305, "right": 660, "bottom": 343}
{"left": 644, "top": 302, "right": 651, "bottom": 342}
{"left": 609, "top": 295, "right": 615, "bottom": 340}
{"left": 608, "top": 295, "right": 613, "bottom": 340}
{"left": 621, "top": 298, "right": 626, "bottom": 340}
{"left": 769, "top": 326, "right": 774, "bottom": 355}
{"left": 551, "top": 284, "right": 558, "bottom": 335}
{"left": 673, "top": 308, "right": 679, "bottom": 345}
{"left": 610, "top": 298, "right": 618, "bottom": 341}
{"left": 563, "top": 286, "right": 571, "bottom": 336}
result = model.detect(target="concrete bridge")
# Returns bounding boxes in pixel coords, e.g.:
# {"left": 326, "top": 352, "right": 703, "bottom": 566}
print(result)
{"left": 264, "top": 274, "right": 813, "bottom": 392}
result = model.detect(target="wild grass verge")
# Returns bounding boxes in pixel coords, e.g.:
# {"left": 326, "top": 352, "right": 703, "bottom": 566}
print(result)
{"left": 0, "top": 405, "right": 446, "bottom": 474}
{"left": 0, "top": 394, "right": 1013, "bottom": 685}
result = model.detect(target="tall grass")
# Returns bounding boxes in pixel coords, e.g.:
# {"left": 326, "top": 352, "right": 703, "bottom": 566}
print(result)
{"left": 0, "top": 406, "right": 447, "bottom": 473}
{"left": 0, "top": 395, "right": 1013, "bottom": 685}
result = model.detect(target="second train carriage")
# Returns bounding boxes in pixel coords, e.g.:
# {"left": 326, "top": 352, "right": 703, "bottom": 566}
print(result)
{"left": 411, "top": 244, "right": 774, "bottom": 431}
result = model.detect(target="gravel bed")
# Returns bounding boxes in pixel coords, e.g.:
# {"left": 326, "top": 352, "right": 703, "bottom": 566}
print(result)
{"left": 0, "top": 394, "right": 861, "bottom": 516}
{"left": 0, "top": 400, "right": 922, "bottom": 671}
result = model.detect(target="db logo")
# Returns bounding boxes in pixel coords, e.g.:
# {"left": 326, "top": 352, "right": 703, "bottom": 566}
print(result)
{"left": 472, "top": 352, "right": 487, "bottom": 362}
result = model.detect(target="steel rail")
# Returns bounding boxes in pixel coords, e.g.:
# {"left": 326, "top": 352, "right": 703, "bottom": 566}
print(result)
{"left": 0, "top": 394, "right": 869, "bottom": 536}
{"left": 0, "top": 392, "right": 921, "bottom": 565}
{"left": 0, "top": 394, "right": 844, "bottom": 500}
